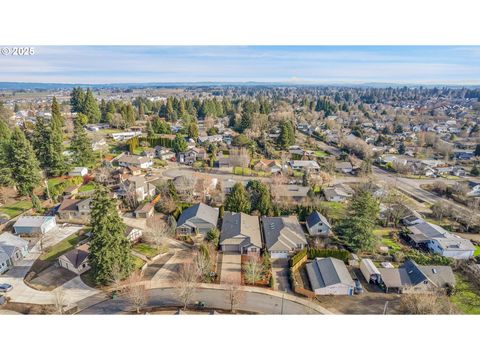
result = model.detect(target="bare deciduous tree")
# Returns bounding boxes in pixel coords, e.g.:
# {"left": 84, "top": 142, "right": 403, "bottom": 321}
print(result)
{"left": 53, "top": 288, "right": 67, "bottom": 314}
{"left": 175, "top": 260, "right": 200, "bottom": 310}
{"left": 399, "top": 291, "right": 455, "bottom": 314}
{"left": 223, "top": 275, "right": 244, "bottom": 313}
{"left": 243, "top": 255, "right": 263, "bottom": 285}
{"left": 230, "top": 147, "right": 251, "bottom": 170}
{"left": 122, "top": 272, "right": 148, "bottom": 314}
{"left": 145, "top": 215, "right": 170, "bottom": 251}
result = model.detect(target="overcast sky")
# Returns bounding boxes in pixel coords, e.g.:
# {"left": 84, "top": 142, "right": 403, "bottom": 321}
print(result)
{"left": 0, "top": 46, "right": 479, "bottom": 85}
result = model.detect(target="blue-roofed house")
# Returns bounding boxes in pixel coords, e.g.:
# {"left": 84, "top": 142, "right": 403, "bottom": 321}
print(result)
{"left": 305, "top": 211, "right": 331, "bottom": 236}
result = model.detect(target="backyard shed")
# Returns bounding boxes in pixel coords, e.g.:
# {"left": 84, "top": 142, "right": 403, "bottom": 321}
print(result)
{"left": 360, "top": 258, "right": 382, "bottom": 284}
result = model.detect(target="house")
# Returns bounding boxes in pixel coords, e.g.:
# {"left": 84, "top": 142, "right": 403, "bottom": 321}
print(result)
{"left": 154, "top": 146, "right": 175, "bottom": 161}
{"left": 253, "top": 159, "right": 282, "bottom": 174}
{"left": 119, "top": 176, "right": 156, "bottom": 201}
{"left": 275, "top": 185, "right": 310, "bottom": 202}
{"left": 219, "top": 212, "right": 262, "bottom": 254}
{"left": 111, "top": 131, "right": 141, "bottom": 141}
{"left": 323, "top": 186, "right": 349, "bottom": 202}
{"left": 335, "top": 161, "right": 354, "bottom": 174}
{"left": 69, "top": 167, "right": 88, "bottom": 177}
{"left": 0, "top": 232, "right": 29, "bottom": 274}
{"left": 176, "top": 203, "right": 219, "bottom": 237}
{"left": 261, "top": 216, "right": 307, "bottom": 258}
{"left": 306, "top": 257, "right": 355, "bottom": 296}
{"left": 58, "top": 244, "right": 90, "bottom": 275}
{"left": 359, "top": 259, "right": 382, "bottom": 284}
{"left": 125, "top": 226, "right": 143, "bottom": 242}
{"left": 13, "top": 216, "right": 57, "bottom": 235}
{"left": 401, "top": 209, "right": 424, "bottom": 226}
{"left": 134, "top": 202, "right": 155, "bottom": 219}
{"left": 116, "top": 154, "right": 153, "bottom": 169}
{"left": 178, "top": 147, "right": 207, "bottom": 165}
{"left": 288, "top": 160, "right": 320, "bottom": 172}
{"left": 57, "top": 198, "right": 92, "bottom": 221}
{"left": 305, "top": 211, "right": 331, "bottom": 236}
{"left": 407, "top": 222, "right": 474, "bottom": 259}
{"left": 378, "top": 259, "right": 455, "bottom": 294}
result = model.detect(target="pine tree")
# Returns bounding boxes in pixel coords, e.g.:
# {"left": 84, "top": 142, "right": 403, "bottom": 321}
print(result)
{"left": 49, "top": 97, "right": 67, "bottom": 176}
{"left": 146, "top": 120, "right": 155, "bottom": 138}
{"left": 246, "top": 180, "right": 271, "bottom": 215}
{"left": 166, "top": 97, "right": 176, "bottom": 121}
{"left": 277, "top": 120, "right": 295, "bottom": 149}
{"left": 0, "top": 120, "right": 13, "bottom": 187}
{"left": 398, "top": 142, "right": 406, "bottom": 155}
{"left": 71, "top": 116, "right": 94, "bottom": 166}
{"left": 173, "top": 133, "right": 188, "bottom": 153}
{"left": 32, "top": 116, "right": 52, "bottom": 169}
{"left": 82, "top": 89, "right": 101, "bottom": 123}
{"left": 70, "top": 87, "right": 85, "bottom": 113}
{"left": 89, "top": 186, "right": 134, "bottom": 285}
{"left": 7, "top": 128, "right": 42, "bottom": 196}
{"left": 224, "top": 183, "right": 251, "bottom": 213}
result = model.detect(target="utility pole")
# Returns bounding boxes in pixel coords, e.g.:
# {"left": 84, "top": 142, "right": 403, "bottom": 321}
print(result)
{"left": 383, "top": 300, "right": 389, "bottom": 315}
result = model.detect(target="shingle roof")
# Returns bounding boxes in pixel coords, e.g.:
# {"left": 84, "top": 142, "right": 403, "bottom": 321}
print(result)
{"left": 13, "top": 216, "right": 55, "bottom": 228}
{"left": 220, "top": 212, "right": 262, "bottom": 248}
{"left": 177, "top": 203, "right": 219, "bottom": 228}
{"left": 306, "top": 211, "right": 331, "bottom": 229}
{"left": 262, "top": 216, "right": 307, "bottom": 252}
{"left": 60, "top": 244, "right": 89, "bottom": 268}
{"left": 306, "top": 257, "right": 355, "bottom": 291}
{"left": 0, "top": 232, "right": 28, "bottom": 257}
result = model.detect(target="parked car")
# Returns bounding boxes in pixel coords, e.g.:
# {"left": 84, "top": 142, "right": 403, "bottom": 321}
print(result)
{"left": 0, "top": 283, "right": 13, "bottom": 292}
{"left": 354, "top": 279, "right": 364, "bottom": 294}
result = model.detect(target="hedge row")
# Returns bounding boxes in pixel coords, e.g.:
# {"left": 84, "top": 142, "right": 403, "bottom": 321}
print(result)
{"left": 307, "top": 248, "right": 350, "bottom": 262}
{"left": 290, "top": 249, "right": 307, "bottom": 267}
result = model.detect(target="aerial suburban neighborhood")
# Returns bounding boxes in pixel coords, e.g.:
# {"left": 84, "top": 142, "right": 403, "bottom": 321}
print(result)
{"left": 1, "top": 80, "right": 480, "bottom": 315}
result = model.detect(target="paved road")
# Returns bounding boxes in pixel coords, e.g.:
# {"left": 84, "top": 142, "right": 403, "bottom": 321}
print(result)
{"left": 79, "top": 286, "right": 324, "bottom": 314}
{"left": 0, "top": 225, "right": 99, "bottom": 305}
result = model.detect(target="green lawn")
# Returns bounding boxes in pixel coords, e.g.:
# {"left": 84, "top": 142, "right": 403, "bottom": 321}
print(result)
{"left": 293, "top": 170, "right": 303, "bottom": 177}
{"left": 315, "top": 150, "right": 328, "bottom": 157}
{"left": 132, "top": 243, "right": 163, "bottom": 258}
{"left": 318, "top": 201, "right": 347, "bottom": 220}
{"left": 133, "top": 256, "right": 146, "bottom": 270}
{"left": 450, "top": 273, "right": 480, "bottom": 314}
{"left": 0, "top": 200, "right": 33, "bottom": 219}
{"left": 474, "top": 246, "right": 480, "bottom": 257}
{"left": 47, "top": 177, "right": 65, "bottom": 188}
{"left": 133, "top": 146, "right": 151, "bottom": 155}
{"left": 373, "top": 228, "right": 402, "bottom": 253}
{"left": 40, "top": 228, "right": 89, "bottom": 261}
{"left": 78, "top": 183, "right": 96, "bottom": 192}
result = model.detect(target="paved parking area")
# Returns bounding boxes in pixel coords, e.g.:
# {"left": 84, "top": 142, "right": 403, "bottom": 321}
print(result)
{"left": 220, "top": 253, "right": 242, "bottom": 284}
{"left": 272, "top": 259, "right": 291, "bottom": 292}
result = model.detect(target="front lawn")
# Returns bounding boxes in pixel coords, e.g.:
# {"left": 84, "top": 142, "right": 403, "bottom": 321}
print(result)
{"left": 0, "top": 200, "right": 33, "bottom": 219}
{"left": 78, "top": 183, "right": 96, "bottom": 192}
{"left": 450, "top": 273, "right": 480, "bottom": 314}
{"left": 132, "top": 243, "right": 165, "bottom": 258}
{"left": 474, "top": 245, "right": 480, "bottom": 257}
{"left": 133, "top": 255, "right": 146, "bottom": 270}
{"left": 40, "top": 228, "right": 89, "bottom": 261}
{"left": 315, "top": 150, "right": 328, "bottom": 157}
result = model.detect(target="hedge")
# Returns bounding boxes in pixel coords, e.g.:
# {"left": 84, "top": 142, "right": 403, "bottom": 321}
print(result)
{"left": 290, "top": 249, "right": 307, "bottom": 267}
{"left": 307, "top": 248, "right": 350, "bottom": 262}
{"left": 405, "top": 249, "right": 452, "bottom": 266}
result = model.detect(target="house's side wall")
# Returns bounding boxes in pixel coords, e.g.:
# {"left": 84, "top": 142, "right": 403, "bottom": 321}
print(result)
{"left": 315, "top": 283, "right": 353, "bottom": 296}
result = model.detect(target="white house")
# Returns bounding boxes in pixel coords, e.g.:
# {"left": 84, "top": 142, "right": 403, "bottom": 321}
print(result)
{"left": 427, "top": 235, "right": 475, "bottom": 260}
{"left": 111, "top": 131, "right": 141, "bottom": 141}
{"left": 306, "top": 257, "right": 355, "bottom": 296}
{"left": 305, "top": 211, "right": 331, "bottom": 236}
{"left": 13, "top": 216, "right": 57, "bottom": 235}
{"left": 0, "top": 232, "right": 29, "bottom": 274}
{"left": 69, "top": 167, "right": 88, "bottom": 177}
{"left": 116, "top": 154, "right": 153, "bottom": 169}
{"left": 288, "top": 160, "right": 321, "bottom": 172}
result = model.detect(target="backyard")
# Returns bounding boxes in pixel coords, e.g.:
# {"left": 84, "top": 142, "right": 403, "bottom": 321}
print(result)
{"left": 0, "top": 200, "right": 32, "bottom": 219}
{"left": 132, "top": 242, "right": 167, "bottom": 259}
{"left": 373, "top": 227, "right": 402, "bottom": 253}
{"left": 450, "top": 273, "right": 480, "bottom": 314}
{"left": 39, "top": 227, "right": 89, "bottom": 261}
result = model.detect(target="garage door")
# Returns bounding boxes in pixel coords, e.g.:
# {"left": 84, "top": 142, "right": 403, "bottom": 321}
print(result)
{"left": 270, "top": 251, "right": 288, "bottom": 259}
{"left": 222, "top": 245, "right": 240, "bottom": 253}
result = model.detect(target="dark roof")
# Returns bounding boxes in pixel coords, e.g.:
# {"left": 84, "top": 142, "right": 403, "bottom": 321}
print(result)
{"left": 60, "top": 244, "right": 89, "bottom": 268}
{"left": 262, "top": 216, "right": 307, "bottom": 251}
{"left": 219, "top": 212, "right": 262, "bottom": 248}
{"left": 306, "top": 257, "right": 354, "bottom": 290}
{"left": 177, "top": 203, "right": 219, "bottom": 228}
{"left": 404, "top": 259, "right": 428, "bottom": 285}
{"left": 306, "top": 211, "right": 331, "bottom": 229}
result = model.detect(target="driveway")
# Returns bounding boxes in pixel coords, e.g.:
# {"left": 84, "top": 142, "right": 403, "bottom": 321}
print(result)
{"left": 0, "top": 225, "right": 99, "bottom": 305}
{"left": 219, "top": 253, "right": 242, "bottom": 285}
{"left": 272, "top": 259, "right": 291, "bottom": 292}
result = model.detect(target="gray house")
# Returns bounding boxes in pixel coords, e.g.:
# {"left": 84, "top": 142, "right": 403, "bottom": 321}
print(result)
{"left": 176, "top": 203, "right": 219, "bottom": 237}
{"left": 13, "top": 216, "right": 57, "bottom": 235}
{"left": 57, "top": 198, "right": 92, "bottom": 221}
{"left": 305, "top": 211, "right": 331, "bottom": 236}
{"left": 220, "top": 212, "right": 262, "bottom": 254}
{"left": 306, "top": 257, "right": 355, "bottom": 295}
{"left": 261, "top": 216, "right": 308, "bottom": 259}
{"left": 0, "top": 232, "right": 29, "bottom": 274}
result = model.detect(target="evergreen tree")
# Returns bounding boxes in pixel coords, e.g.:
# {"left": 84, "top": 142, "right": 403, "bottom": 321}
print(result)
{"left": 246, "top": 180, "right": 271, "bottom": 215}
{"left": 152, "top": 117, "right": 171, "bottom": 134}
{"left": 32, "top": 116, "right": 52, "bottom": 170}
{"left": 173, "top": 133, "right": 188, "bottom": 153}
{"left": 146, "top": 120, "right": 155, "bottom": 138}
{"left": 7, "top": 128, "right": 42, "bottom": 196}
{"left": 398, "top": 142, "right": 406, "bottom": 155}
{"left": 0, "top": 120, "right": 13, "bottom": 187}
{"left": 335, "top": 190, "right": 379, "bottom": 252}
{"left": 49, "top": 97, "right": 67, "bottom": 176}
{"left": 51, "top": 96, "right": 64, "bottom": 126}
{"left": 0, "top": 118, "right": 11, "bottom": 144}
{"left": 89, "top": 186, "right": 134, "bottom": 285}
{"left": 277, "top": 120, "right": 295, "bottom": 149}
{"left": 166, "top": 97, "right": 176, "bottom": 121}
{"left": 475, "top": 144, "right": 480, "bottom": 157}
{"left": 471, "top": 165, "right": 480, "bottom": 176}
{"left": 224, "top": 183, "right": 251, "bottom": 213}
{"left": 185, "top": 121, "right": 199, "bottom": 139}
{"left": 70, "top": 87, "right": 85, "bottom": 113}
{"left": 239, "top": 108, "right": 253, "bottom": 132}
{"left": 82, "top": 89, "right": 101, "bottom": 123}
{"left": 71, "top": 116, "right": 94, "bottom": 166}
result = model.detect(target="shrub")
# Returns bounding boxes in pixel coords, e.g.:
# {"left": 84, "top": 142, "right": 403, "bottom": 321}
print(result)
{"left": 290, "top": 249, "right": 307, "bottom": 267}
{"left": 307, "top": 248, "right": 350, "bottom": 262}
{"left": 405, "top": 249, "right": 452, "bottom": 266}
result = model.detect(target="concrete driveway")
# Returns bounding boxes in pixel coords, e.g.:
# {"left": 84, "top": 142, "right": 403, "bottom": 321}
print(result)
{"left": 272, "top": 259, "right": 291, "bottom": 292}
{"left": 0, "top": 225, "right": 99, "bottom": 305}
{"left": 220, "top": 253, "right": 242, "bottom": 285}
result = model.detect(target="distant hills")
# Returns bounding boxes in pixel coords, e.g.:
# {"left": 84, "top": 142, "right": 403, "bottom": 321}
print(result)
{"left": 0, "top": 81, "right": 479, "bottom": 91}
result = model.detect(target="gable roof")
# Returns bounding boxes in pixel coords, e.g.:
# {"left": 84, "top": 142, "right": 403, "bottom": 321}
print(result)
{"left": 0, "top": 232, "right": 28, "bottom": 257}
{"left": 177, "top": 203, "right": 219, "bottom": 228}
{"left": 59, "top": 244, "right": 89, "bottom": 268}
{"left": 14, "top": 216, "right": 55, "bottom": 228}
{"left": 220, "top": 212, "right": 262, "bottom": 248}
{"left": 306, "top": 257, "right": 355, "bottom": 290}
{"left": 306, "top": 211, "right": 331, "bottom": 229}
{"left": 262, "top": 216, "right": 307, "bottom": 251}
